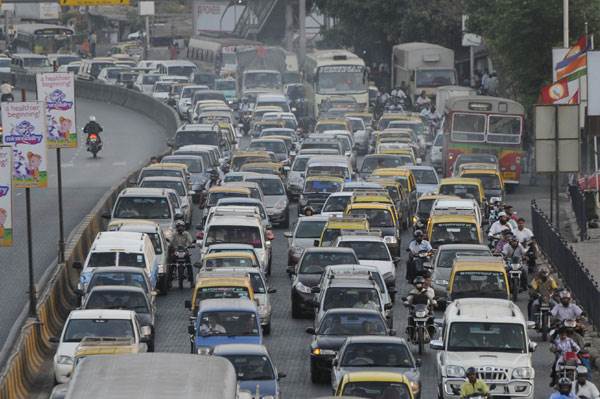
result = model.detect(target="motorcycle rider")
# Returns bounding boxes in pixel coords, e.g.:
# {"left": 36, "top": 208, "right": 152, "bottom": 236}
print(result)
{"left": 502, "top": 236, "right": 528, "bottom": 290}
{"left": 460, "top": 367, "right": 489, "bottom": 398}
{"left": 549, "top": 377, "right": 577, "bottom": 399}
{"left": 83, "top": 115, "right": 103, "bottom": 149}
{"left": 404, "top": 276, "right": 436, "bottom": 339}
{"left": 169, "top": 220, "right": 194, "bottom": 283}
{"left": 488, "top": 211, "right": 512, "bottom": 237}
{"left": 572, "top": 366, "right": 600, "bottom": 399}
{"left": 406, "top": 230, "right": 432, "bottom": 282}
{"left": 494, "top": 229, "right": 514, "bottom": 254}
{"left": 528, "top": 266, "right": 558, "bottom": 321}
{"left": 513, "top": 217, "right": 536, "bottom": 270}
{"left": 551, "top": 290, "right": 583, "bottom": 324}
{"left": 550, "top": 326, "right": 581, "bottom": 387}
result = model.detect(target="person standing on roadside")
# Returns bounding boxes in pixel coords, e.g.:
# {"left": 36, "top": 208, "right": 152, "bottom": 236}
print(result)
{"left": 89, "top": 31, "right": 97, "bottom": 58}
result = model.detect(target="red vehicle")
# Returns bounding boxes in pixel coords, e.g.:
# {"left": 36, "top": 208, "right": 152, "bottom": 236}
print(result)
{"left": 442, "top": 95, "right": 525, "bottom": 191}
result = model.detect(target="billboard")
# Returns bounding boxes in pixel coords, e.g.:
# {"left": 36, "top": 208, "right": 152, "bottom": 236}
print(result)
{"left": 192, "top": 1, "right": 244, "bottom": 33}
{"left": 0, "top": 146, "right": 12, "bottom": 247}
{"left": 36, "top": 72, "right": 77, "bottom": 149}
{"left": 1, "top": 102, "right": 48, "bottom": 189}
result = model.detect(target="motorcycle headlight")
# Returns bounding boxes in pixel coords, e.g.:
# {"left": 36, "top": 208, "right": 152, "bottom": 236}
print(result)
{"left": 384, "top": 236, "right": 397, "bottom": 244}
{"left": 415, "top": 309, "right": 428, "bottom": 318}
{"left": 197, "top": 346, "right": 211, "bottom": 355}
{"left": 295, "top": 281, "right": 312, "bottom": 294}
{"left": 56, "top": 355, "right": 73, "bottom": 365}
{"left": 434, "top": 279, "right": 448, "bottom": 286}
{"left": 512, "top": 367, "right": 534, "bottom": 379}
{"left": 445, "top": 365, "right": 465, "bottom": 378}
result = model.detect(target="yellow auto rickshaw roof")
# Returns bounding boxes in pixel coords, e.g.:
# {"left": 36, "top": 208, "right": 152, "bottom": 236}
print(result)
{"left": 343, "top": 371, "right": 412, "bottom": 384}
{"left": 458, "top": 162, "right": 499, "bottom": 171}
{"left": 452, "top": 257, "right": 507, "bottom": 272}
{"left": 346, "top": 112, "right": 371, "bottom": 118}
{"left": 233, "top": 150, "right": 271, "bottom": 157}
{"left": 241, "top": 162, "right": 282, "bottom": 170}
{"left": 372, "top": 167, "right": 412, "bottom": 177}
{"left": 75, "top": 345, "right": 138, "bottom": 358}
{"left": 460, "top": 168, "right": 501, "bottom": 177}
{"left": 418, "top": 193, "right": 458, "bottom": 201}
{"left": 316, "top": 118, "right": 348, "bottom": 125}
{"left": 352, "top": 193, "right": 393, "bottom": 204}
{"left": 208, "top": 186, "right": 251, "bottom": 194}
{"left": 202, "top": 251, "right": 256, "bottom": 261}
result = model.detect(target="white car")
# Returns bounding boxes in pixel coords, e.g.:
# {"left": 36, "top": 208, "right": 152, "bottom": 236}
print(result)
{"left": 321, "top": 192, "right": 353, "bottom": 218}
{"left": 52, "top": 309, "right": 151, "bottom": 384}
{"left": 97, "top": 66, "right": 131, "bottom": 85}
{"left": 139, "top": 176, "right": 194, "bottom": 227}
{"left": 431, "top": 132, "right": 444, "bottom": 171}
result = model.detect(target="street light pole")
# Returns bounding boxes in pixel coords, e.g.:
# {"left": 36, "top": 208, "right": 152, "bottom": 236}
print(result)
{"left": 563, "top": 0, "right": 569, "bottom": 47}
{"left": 298, "top": 0, "right": 306, "bottom": 66}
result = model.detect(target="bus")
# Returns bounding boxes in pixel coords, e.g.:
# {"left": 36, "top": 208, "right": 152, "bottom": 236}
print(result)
{"left": 12, "top": 23, "right": 81, "bottom": 54}
{"left": 303, "top": 49, "right": 368, "bottom": 119}
{"left": 186, "top": 33, "right": 261, "bottom": 76}
{"left": 442, "top": 95, "right": 525, "bottom": 189}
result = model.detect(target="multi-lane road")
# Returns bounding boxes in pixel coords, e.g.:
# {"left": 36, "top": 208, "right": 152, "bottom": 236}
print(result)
{"left": 0, "top": 98, "right": 168, "bottom": 345}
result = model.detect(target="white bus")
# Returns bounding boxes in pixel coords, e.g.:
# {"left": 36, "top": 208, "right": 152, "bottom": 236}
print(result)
{"left": 186, "top": 34, "right": 261, "bottom": 76}
{"left": 303, "top": 49, "right": 368, "bottom": 118}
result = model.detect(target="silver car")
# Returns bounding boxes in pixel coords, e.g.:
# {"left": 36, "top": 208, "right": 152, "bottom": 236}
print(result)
{"left": 284, "top": 215, "right": 329, "bottom": 268}
{"left": 246, "top": 175, "right": 289, "bottom": 227}
{"left": 139, "top": 176, "right": 193, "bottom": 226}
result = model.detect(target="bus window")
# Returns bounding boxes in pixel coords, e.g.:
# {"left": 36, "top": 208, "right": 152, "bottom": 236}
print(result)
{"left": 451, "top": 113, "right": 486, "bottom": 142}
{"left": 487, "top": 115, "right": 522, "bottom": 144}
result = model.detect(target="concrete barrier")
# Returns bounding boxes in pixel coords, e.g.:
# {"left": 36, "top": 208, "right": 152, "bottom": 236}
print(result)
{"left": 0, "top": 73, "right": 179, "bottom": 399}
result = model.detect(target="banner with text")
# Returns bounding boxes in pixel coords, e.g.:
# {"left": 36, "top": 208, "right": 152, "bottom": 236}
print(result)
{"left": 37, "top": 72, "right": 77, "bottom": 149}
{"left": 0, "top": 146, "right": 13, "bottom": 247}
{"left": 1, "top": 102, "right": 48, "bottom": 189}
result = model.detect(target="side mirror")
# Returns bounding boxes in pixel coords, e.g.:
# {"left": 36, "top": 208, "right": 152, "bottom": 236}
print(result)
{"left": 415, "top": 358, "right": 422, "bottom": 367}
{"left": 305, "top": 327, "right": 315, "bottom": 335}
{"left": 529, "top": 341, "right": 538, "bottom": 352}
{"left": 167, "top": 139, "right": 174, "bottom": 148}
{"left": 313, "top": 239, "right": 320, "bottom": 247}
{"left": 193, "top": 262, "right": 202, "bottom": 269}
{"left": 150, "top": 290, "right": 158, "bottom": 296}
{"left": 332, "top": 358, "right": 338, "bottom": 367}
{"left": 187, "top": 325, "right": 195, "bottom": 335}
{"left": 184, "top": 300, "right": 192, "bottom": 309}
{"left": 268, "top": 288, "right": 277, "bottom": 294}
{"left": 416, "top": 158, "right": 422, "bottom": 165}
{"left": 430, "top": 339, "right": 444, "bottom": 350}
{"left": 72, "top": 261, "right": 83, "bottom": 270}
{"left": 283, "top": 231, "right": 292, "bottom": 238}
{"left": 74, "top": 288, "right": 84, "bottom": 296}
{"left": 141, "top": 326, "right": 152, "bottom": 337}
{"left": 277, "top": 371, "right": 287, "bottom": 379}
{"left": 196, "top": 231, "right": 204, "bottom": 240}
{"left": 384, "top": 302, "right": 393, "bottom": 310}
{"left": 266, "top": 230, "right": 275, "bottom": 241}
{"left": 526, "top": 321, "right": 536, "bottom": 329}
{"left": 174, "top": 211, "right": 184, "bottom": 220}
{"left": 265, "top": 241, "right": 272, "bottom": 249}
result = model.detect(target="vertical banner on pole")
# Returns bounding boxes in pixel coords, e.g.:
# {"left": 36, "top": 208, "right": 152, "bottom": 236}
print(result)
{"left": 0, "top": 146, "right": 12, "bottom": 247}
{"left": 1, "top": 102, "right": 48, "bottom": 188}
{"left": 36, "top": 72, "right": 77, "bottom": 149}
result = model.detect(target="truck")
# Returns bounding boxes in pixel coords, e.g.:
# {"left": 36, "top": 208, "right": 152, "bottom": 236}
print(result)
{"left": 391, "top": 42, "right": 457, "bottom": 101}
{"left": 236, "top": 46, "right": 286, "bottom": 99}
{"left": 431, "top": 298, "right": 536, "bottom": 399}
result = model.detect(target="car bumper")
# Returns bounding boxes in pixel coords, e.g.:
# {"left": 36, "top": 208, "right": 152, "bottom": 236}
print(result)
{"left": 267, "top": 208, "right": 288, "bottom": 223}
{"left": 442, "top": 378, "right": 534, "bottom": 398}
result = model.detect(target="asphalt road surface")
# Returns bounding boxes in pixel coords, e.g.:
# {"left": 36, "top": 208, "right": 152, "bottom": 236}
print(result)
{"left": 0, "top": 97, "right": 168, "bottom": 346}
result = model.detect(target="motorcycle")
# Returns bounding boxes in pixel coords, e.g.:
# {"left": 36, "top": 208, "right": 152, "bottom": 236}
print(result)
{"left": 410, "top": 303, "right": 432, "bottom": 355}
{"left": 86, "top": 133, "right": 102, "bottom": 158}
{"left": 533, "top": 295, "right": 552, "bottom": 341}
{"left": 523, "top": 239, "right": 538, "bottom": 273}
{"left": 507, "top": 255, "right": 523, "bottom": 302}
{"left": 171, "top": 245, "right": 193, "bottom": 289}
{"left": 412, "top": 250, "right": 432, "bottom": 277}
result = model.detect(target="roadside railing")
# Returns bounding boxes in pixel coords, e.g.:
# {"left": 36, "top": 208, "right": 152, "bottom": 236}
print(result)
{"left": 568, "top": 184, "right": 589, "bottom": 241}
{"left": 531, "top": 200, "right": 600, "bottom": 331}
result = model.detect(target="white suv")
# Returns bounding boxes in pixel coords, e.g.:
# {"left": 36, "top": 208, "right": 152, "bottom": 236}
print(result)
{"left": 431, "top": 298, "right": 536, "bottom": 399}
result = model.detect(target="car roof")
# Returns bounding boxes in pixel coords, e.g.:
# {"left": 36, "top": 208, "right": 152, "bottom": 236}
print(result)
{"left": 327, "top": 277, "right": 378, "bottom": 288}
{"left": 344, "top": 336, "right": 408, "bottom": 345}
{"left": 446, "top": 298, "right": 524, "bottom": 322}
{"left": 337, "top": 235, "right": 385, "bottom": 243}
{"left": 68, "top": 309, "right": 135, "bottom": 320}
{"left": 297, "top": 215, "right": 330, "bottom": 222}
{"left": 304, "top": 247, "right": 356, "bottom": 254}
{"left": 118, "top": 187, "right": 171, "bottom": 197}
{"left": 323, "top": 308, "right": 382, "bottom": 317}
{"left": 197, "top": 298, "right": 258, "bottom": 312}
{"left": 245, "top": 174, "right": 282, "bottom": 181}
{"left": 87, "top": 285, "right": 147, "bottom": 295}
{"left": 437, "top": 243, "right": 490, "bottom": 251}
{"left": 207, "top": 216, "right": 260, "bottom": 227}
{"left": 343, "top": 371, "right": 410, "bottom": 384}
{"left": 140, "top": 176, "right": 185, "bottom": 183}
{"left": 90, "top": 266, "right": 147, "bottom": 275}
{"left": 212, "top": 343, "right": 269, "bottom": 356}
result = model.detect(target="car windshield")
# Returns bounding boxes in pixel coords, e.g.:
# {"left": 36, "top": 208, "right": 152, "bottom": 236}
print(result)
{"left": 348, "top": 208, "right": 394, "bottom": 228}
{"left": 141, "top": 180, "right": 185, "bottom": 196}
{"left": 316, "top": 123, "right": 345, "bottom": 133}
{"left": 361, "top": 156, "right": 411, "bottom": 173}
{"left": 292, "top": 157, "right": 309, "bottom": 171}
{"left": 457, "top": 155, "right": 497, "bottom": 166}
{"left": 341, "top": 343, "right": 413, "bottom": 367}
{"left": 323, "top": 287, "right": 381, "bottom": 311}
{"left": 143, "top": 75, "right": 161, "bottom": 84}
{"left": 416, "top": 198, "right": 435, "bottom": 218}
{"left": 339, "top": 241, "right": 390, "bottom": 261}
{"left": 295, "top": 220, "right": 327, "bottom": 238}
{"left": 232, "top": 156, "right": 270, "bottom": 171}
{"left": 431, "top": 222, "right": 479, "bottom": 247}
{"left": 244, "top": 72, "right": 281, "bottom": 89}
{"left": 307, "top": 166, "right": 349, "bottom": 179}
{"left": 436, "top": 249, "right": 490, "bottom": 268}
{"left": 204, "top": 257, "right": 255, "bottom": 269}
{"left": 249, "top": 140, "right": 286, "bottom": 154}
{"left": 317, "top": 312, "right": 386, "bottom": 335}
{"left": 412, "top": 169, "right": 438, "bottom": 185}
{"left": 85, "top": 290, "right": 149, "bottom": 313}
{"left": 88, "top": 272, "right": 148, "bottom": 293}
{"left": 452, "top": 271, "right": 507, "bottom": 299}
{"left": 222, "top": 354, "right": 274, "bottom": 381}
{"left": 23, "top": 57, "right": 50, "bottom": 67}
{"left": 347, "top": 119, "right": 365, "bottom": 131}
{"left": 154, "top": 82, "right": 171, "bottom": 92}
{"left": 301, "top": 142, "right": 340, "bottom": 153}
{"left": 317, "top": 65, "right": 366, "bottom": 94}
{"left": 87, "top": 252, "right": 145, "bottom": 268}
{"left": 197, "top": 287, "right": 250, "bottom": 303}
{"left": 464, "top": 173, "right": 502, "bottom": 190}
{"left": 114, "top": 197, "right": 171, "bottom": 220}
{"left": 162, "top": 157, "right": 203, "bottom": 173}
{"left": 246, "top": 178, "right": 285, "bottom": 195}
{"left": 106, "top": 68, "right": 126, "bottom": 79}
{"left": 323, "top": 195, "right": 351, "bottom": 213}
{"left": 304, "top": 179, "right": 342, "bottom": 193}
{"left": 198, "top": 311, "right": 258, "bottom": 336}
{"left": 175, "top": 131, "right": 219, "bottom": 147}
{"left": 447, "top": 322, "right": 526, "bottom": 353}
{"left": 207, "top": 192, "right": 249, "bottom": 207}
{"left": 415, "top": 68, "right": 456, "bottom": 87}
{"left": 169, "top": 66, "right": 196, "bottom": 76}
{"left": 299, "top": 252, "right": 358, "bottom": 274}
{"left": 206, "top": 225, "right": 262, "bottom": 248}
{"left": 439, "top": 184, "right": 480, "bottom": 201}
{"left": 63, "top": 319, "right": 134, "bottom": 343}
{"left": 342, "top": 381, "right": 412, "bottom": 399}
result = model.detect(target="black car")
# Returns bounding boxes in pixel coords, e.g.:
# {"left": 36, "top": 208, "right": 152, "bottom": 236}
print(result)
{"left": 288, "top": 247, "right": 359, "bottom": 319}
{"left": 306, "top": 308, "right": 393, "bottom": 383}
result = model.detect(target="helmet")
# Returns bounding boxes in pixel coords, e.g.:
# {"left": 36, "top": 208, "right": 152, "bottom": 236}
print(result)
{"left": 559, "top": 290, "right": 571, "bottom": 299}
{"left": 576, "top": 365, "right": 589, "bottom": 375}
{"left": 558, "top": 377, "right": 572, "bottom": 389}
{"left": 466, "top": 367, "right": 477, "bottom": 376}
{"left": 175, "top": 220, "right": 185, "bottom": 229}
{"left": 497, "top": 211, "right": 507, "bottom": 218}
{"left": 413, "top": 276, "right": 425, "bottom": 286}
{"left": 414, "top": 230, "right": 424, "bottom": 238}
{"left": 89, "top": 115, "right": 96, "bottom": 122}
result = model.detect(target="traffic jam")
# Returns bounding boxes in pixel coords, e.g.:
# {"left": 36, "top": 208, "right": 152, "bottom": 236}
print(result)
{"left": 46, "top": 44, "right": 591, "bottom": 399}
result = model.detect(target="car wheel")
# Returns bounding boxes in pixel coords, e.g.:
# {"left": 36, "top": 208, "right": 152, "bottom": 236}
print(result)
{"left": 263, "top": 323, "right": 271, "bottom": 335}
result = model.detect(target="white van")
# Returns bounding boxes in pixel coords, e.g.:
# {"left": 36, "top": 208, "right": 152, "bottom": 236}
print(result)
{"left": 255, "top": 93, "right": 290, "bottom": 113}
{"left": 156, "top": 60, "right": 198, "bottom": 78}
{"left": 77, "top": 58, "right": 116, "bottom": 80}
{"left": 11, "top": 53, "right": 52, "bottom": 74}
{"left": 76, "top": 231, "right": 158, "bottom": 290}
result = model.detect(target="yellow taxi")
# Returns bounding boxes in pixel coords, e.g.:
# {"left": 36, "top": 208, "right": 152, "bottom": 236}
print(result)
{"left": 315, "top": 118, "right": 352, "bottom": 133}
{"left": 335, "top": 371, "right": 415, "bottom": 398}
{"left": 351, "top": 190, "right": 398, "bottom": 219}
{"left": 448, "top": 256, "right": 510, "bottom": 301}
{"left": 437, "top": 177, "right": 486, "bottom": 210}
{"left": 240, "top": 161, "right": 286, "bottom": 178}
{"left": 426, "top": 213, "right": 483, "bottom": 249}
{"left": 319, "top": 215, "right": 369, "bottom": 247}
{"left": 230, "top": 150, "right": 275, "bottom": 171}
{"left": 345, "top": 111, "right": 374, "bottom": 129}
{"left": 368, "top": 178, "right": 410, "bottom": 229}
{"left": 344, "top": 202, "right": 400, "bottom": 256}
{"left": 201, "top": 251, "right": 259, "bottom": 269}
{"left": 205, "top": 186, "right": 252, "bottom": 208}
{"left": 140, "top": 162, "right": 190, "bottom": 185}
{"left": 458, "top": 163, "right": 504, "bottom": 203}
{"left": 377, "top": 113, "right": 409, "bottom": 131}
{"left": 73, "top": 337, "right": 140, "bottom": 373}
{"left": 376, "top": 144, "right": 417, "bottom": 163}
{"left": 369, "top": 167, "right": 418, "bottom": 217}
{"left": 252, "top": 119, "right": 286, "bottom": 137}
{"left": 187, "top": 275, "right": 255, "bottom": 315}
{"left": 413, "top": 193, "right": 459, "bottom": 230}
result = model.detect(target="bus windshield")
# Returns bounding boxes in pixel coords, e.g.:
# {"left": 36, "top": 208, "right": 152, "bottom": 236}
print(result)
{"left": 416, "top": 69, "right": 456, "bottom": 87}
{"left": 244, "top": 72, "right": 281, "bottom": 90}
{"left": 317, "top": 65, "right": 366, "bottom": 94}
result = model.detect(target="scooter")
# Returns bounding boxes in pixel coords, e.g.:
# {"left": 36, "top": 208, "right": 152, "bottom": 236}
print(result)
{"left": 410, "top": 303, "right": 432, "bottom": 355}
{"left": 87, "top": 133, "right": 102, "bottom": 159}
{"left": 533, "top": 295, "right": 552, "bottom": 341}
{"left": 507, "top": 256, "right": 523, "bottom": 302}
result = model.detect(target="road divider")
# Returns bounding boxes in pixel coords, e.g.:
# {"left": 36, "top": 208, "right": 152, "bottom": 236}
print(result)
{"left": 0, "top": 73, "right": 179, "bottom": 398}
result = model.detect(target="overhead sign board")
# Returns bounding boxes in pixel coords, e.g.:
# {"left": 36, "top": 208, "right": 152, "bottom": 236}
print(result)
{"left": 58, "top": 0, "right": 130, "bottom": 6}
{"left": 535, "top": 104, "right": 580, "bottom": 172}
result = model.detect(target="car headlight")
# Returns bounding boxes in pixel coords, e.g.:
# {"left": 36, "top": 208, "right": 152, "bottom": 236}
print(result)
{"left": 434, "top": 279, "right": 448, "bottom": 286}
{"left": 409, "top": 380, "right": 421, "bottom": 394}
{"left": 197, "top": 346, "right": 211, "bottom": 355}
{"left": 275, "top": 199, "right": 288, "bottom": 210}
{"left": 512, "top": 367, "right": 534, "bottom": 379}
{"left": 445, "top": 365, "right": 465, "bottom": 378}
{"left": 258, "top": 304, "right": 271, "bottom": 316}
{"left": 295, "top": 281, "right": 312, "bottom": 294}
{"left": 312, "top": 348, "right": 335, "bottom": 356}
{"left": 56, "top": 355, "right": 73, "bottom": 365}
{"left": 384, "top": 236, "right": 397, "bottom": 244}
